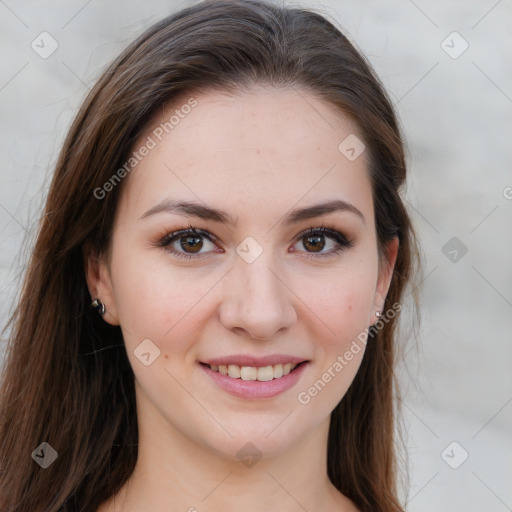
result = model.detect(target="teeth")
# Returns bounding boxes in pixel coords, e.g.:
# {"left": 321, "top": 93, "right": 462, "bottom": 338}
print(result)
{"left": 257, "top": 366, "right": 273, "bottom": 381}
{"left": 241, "top": 366, "right": 258, "bottom": 380}
{"left": 227, "top": 365, "right": 241, "bottom": 378}
{"left": 273, "top": 364, "right": 283, "bottom": 378}
{"left": 208, "top": 362, "right": 300, "bottom": 380}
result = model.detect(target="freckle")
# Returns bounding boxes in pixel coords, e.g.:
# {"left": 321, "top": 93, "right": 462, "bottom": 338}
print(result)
{"left": 165, "top": 354, "right": 169, "bottom": 359}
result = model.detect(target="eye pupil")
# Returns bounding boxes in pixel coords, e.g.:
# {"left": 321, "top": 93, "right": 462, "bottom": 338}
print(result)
{"left": 180, "top": 235, "right": 203, "bottom": 253}
{"left": 303, "top": 235, "right": 325, "bottom": 252}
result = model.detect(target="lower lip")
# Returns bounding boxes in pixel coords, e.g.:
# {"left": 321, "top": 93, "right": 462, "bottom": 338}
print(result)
{"left": 199, "top": 362, "right": 309, "bottom": 399}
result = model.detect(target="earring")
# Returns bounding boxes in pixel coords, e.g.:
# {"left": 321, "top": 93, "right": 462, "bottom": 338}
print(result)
{"left": 90, "top": 298, "right": 106, "bottom": 316}
{"left": 375, "top": 311, "right": 382, "bottom": 318}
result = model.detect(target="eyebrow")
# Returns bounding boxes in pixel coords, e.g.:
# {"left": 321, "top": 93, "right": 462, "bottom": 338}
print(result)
{"left": 139, "top": 198, "right": 365, "bottom": 225}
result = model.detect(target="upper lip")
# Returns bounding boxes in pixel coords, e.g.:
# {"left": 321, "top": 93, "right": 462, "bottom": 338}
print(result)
{"left": 201, "top": 354, "right": 309, "bottom": 367}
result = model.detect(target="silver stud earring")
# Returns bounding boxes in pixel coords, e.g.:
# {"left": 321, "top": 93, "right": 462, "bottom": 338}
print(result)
{"left": 90, "top": 298, "right": 106, "bottom": 315}
{"left": 375, "top": 311, "right": 382, "bottom": 318}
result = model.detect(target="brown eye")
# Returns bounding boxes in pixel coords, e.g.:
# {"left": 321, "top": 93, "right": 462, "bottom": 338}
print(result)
{"left": 180, "top": 235, "right": 203, "bottom": 253}
{"left": 292, "top": 226, "right": 354, "bottom": 258}
{"left": 302, "top": 234, "right": 325, "bottom": 252}
{"left": 158, "top": 227, "right": 219, "bottom": 259}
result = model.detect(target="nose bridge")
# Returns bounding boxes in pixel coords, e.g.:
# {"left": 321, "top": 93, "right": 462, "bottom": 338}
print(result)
{"left": 219, "top": 246, "right": 296, "bottom": 339}
{"left": 240, "top": 253, "right": 282, "bottom": 305}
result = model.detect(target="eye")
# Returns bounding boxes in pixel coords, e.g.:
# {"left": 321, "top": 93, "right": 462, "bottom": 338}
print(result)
{"left": 155, "top": 224, "right": 353, "bottom": 261}
{"left": 291, "top": 225, "right": 354, "bottom": 258}
{"left": 156, "top": 225, "right": 221, "bottom": 260}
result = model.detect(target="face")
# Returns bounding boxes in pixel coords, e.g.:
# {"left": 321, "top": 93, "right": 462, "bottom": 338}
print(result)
{"left": 87, "top": 85, "right": 398, "bottom": 461}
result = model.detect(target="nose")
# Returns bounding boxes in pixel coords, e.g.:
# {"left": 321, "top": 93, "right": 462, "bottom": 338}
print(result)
{"left": 218, "top": 255, "right": 297, "bottom": 341}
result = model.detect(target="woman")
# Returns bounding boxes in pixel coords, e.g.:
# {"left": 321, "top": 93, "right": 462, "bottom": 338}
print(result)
{"left": 0, "top": 1, "right": 419, "bottom": 511}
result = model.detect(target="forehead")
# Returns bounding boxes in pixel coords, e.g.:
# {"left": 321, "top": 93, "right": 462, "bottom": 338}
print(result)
{"left": 117, "top": 86, "right": 374, "bottom": 225}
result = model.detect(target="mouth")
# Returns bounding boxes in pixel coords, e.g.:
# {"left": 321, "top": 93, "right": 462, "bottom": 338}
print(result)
{"left": 199, "top": 359, "right": 310, "bottom": 399}
{"left": 199, "top": 361, "right": 308, "bottom": 381}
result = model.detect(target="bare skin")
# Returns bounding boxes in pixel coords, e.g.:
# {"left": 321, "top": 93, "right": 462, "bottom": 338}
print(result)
{"left": 88, "top": 85, "right": 398, "bottom": 512}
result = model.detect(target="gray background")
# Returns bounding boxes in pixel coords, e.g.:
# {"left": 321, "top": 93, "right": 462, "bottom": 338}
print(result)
{"left": 1, "top": 0, "right": 511, "bottom": 510}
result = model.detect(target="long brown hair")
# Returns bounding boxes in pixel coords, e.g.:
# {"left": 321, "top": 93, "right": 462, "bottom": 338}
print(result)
{"left": 0, "top": 1, "right": 420, "bottom": 510}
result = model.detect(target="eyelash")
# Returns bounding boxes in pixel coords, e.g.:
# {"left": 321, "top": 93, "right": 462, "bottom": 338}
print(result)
{"left": 155, "top": 224, "right": 354, "bottom": 260}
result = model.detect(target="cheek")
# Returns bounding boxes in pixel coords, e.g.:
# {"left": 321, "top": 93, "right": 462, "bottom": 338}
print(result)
{"left": 293, "top": 277, "right": 374, "bottom": 413}
{"left": 109, "top": 239, "right": 213, "bottom": 355}
{"left": 313, "top": 277, "right": 373, "bottom": 319}
{"left": 296, "top": 261, "right": 377, "bottom": 338}
{"left": 291, "top": 257, "right": 376, "bottom": 407}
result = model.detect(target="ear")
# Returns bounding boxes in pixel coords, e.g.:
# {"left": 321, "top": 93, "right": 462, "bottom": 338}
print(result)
{"left": 371, "top": 236, "right": 399, "bottom": 324}
{"left": 83, "top": 242, "right": 120, "bottom": 326}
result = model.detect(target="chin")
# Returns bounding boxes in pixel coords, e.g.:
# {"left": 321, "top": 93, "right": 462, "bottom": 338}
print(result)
{"left": 196, "top": 416, "right": 315, "bottom": 463}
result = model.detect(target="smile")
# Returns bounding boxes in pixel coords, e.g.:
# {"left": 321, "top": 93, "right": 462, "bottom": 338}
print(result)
{"left": 204, "top": 362, "right": 302, "bottom": 381}
{"left": 200, "top": 360, "right": 310, "bottom": 399}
